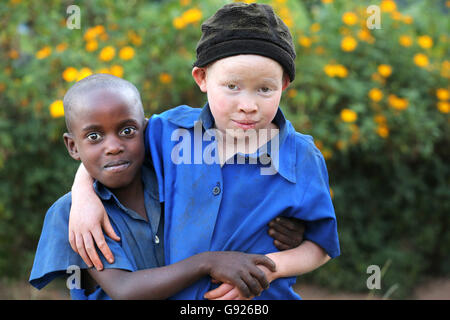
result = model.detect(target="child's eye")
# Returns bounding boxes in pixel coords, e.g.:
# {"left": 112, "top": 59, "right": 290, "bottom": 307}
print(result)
{"left": 259, "top": 87, "right": 271, "bottom": 93}
{"left": 87, "top": 132, "right": 102, "bottom": 142}
{"left": 120, "top": 127, "right": 137, "bottom": 136}
{"left": 227, "top": 84, "right": 238, "bottom": 90}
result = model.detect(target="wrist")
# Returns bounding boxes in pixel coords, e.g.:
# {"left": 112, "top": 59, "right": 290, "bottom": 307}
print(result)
{"left": 196, "top": 251, "right": 213, "bottom": 276}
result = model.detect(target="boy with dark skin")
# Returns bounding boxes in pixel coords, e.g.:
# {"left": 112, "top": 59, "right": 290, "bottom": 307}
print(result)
{"left": 29, "top": 74, "right": 304, "bottom": 299}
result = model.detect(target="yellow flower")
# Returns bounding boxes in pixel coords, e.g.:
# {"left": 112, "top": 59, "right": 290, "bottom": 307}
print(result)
{"left": 437, "top": 101, "right": 449, "bottom": 113}
{"left": 441, "top": 60, "right": 450, "bottom": 78}
{"left": 182, "top": 8, "right": 202, "bottom": 24}
{"left": 49, "top": 100, "right": 64, "bottom": 118}
{"left": 342, "top": 12, "right": 358, "bottom": 26}
{"left": 402, "top": 15, "right": 413, "bottom": 24}
{"left": 36, "top": 46, "right": 52, "bottom": 59}
{"left": 417, "top": 35, "right": 433, "bottom": 49}
{"left": 388, "top": 94, "right": 409, "bottom": 110}
{"left": 321, "top": 0, "right": 333, "bottom": 3}
{"left": 287, "top": 89, "right": 298, "bottom": 98}
{"left": 374, "top": 114, "right": 387, "bottom": 125}
{"left": 310, "top": 23, "right": 321, "bottom": 33}
{"left": 99, "top": 46, "right": 115, "bottom": 62}
{"left": 380, "top": 0, "right": 397, "bottom": 12}
{"left": 173, "top": 17, "right": 187, "bottom": 29}
{"left": 159, "top": 73, "right": 172, "bottom": 84}
{"left": 436, "top": 88, "right": 449, "bottom": 101}
{"left": 341, "top": 36, "right": 358, "bottom": 52}
{"left": 413, "top": 53, "right": 429, "bottom": 68}
{"left": 334, "top": 65, "right": 348, "bottom": 78}
{"left": 323, "top": 64, "right": 348, "bottom": 78}
{"left": 376, "top": 125, "right": 389, "bottom": 138}
{"left": 180, "top": 0, "right": 191, "bottom": 6}
{"left": 62, "top": 67, "right": 78, "bottom": 82}
{"left": 399, "top": 35, "right": 412, "bottom": 47}
{"left": 329, "top": 187, "right": 333, "bottom": 199}
{"left": 9, "top": 49, "right": 19, "bottom": 59}
{"left": 128, "top": 31, "right": 143, "bottom": 46}
{"left": 378, "top": 64, "right": 392, "bottom": 77}
{"left": 56, "top": 43, "right": 68, "bottom": 53}
{"left": 76, "top": 67, "right": 93, "bottom": 81}
{"left": 85, "top": 40, "right": 98, "bottom": 52}
{"left": 299, "top": 36, "right": 312, "bottom": 47}
{"left": 340, "top": 109, "right": 357, "bottom": 123}
{"left": 119, "top": 46, "right": 135, "bottom": 60}
{"left": 110, "top": 65, "right": 124, "bottom": 78}
{"left": 369, "top": 88, "right": 384, "bottom": 102}
{"left": 358, "top": 29, "right": 374, "bottom": 42}
{"left": 84, "top": 25, "right": 105, "bottom": 41}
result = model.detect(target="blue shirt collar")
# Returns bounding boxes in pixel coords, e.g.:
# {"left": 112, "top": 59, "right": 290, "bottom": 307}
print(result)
{"left": 199, "top": 103, "right": 296, "bottom": 183}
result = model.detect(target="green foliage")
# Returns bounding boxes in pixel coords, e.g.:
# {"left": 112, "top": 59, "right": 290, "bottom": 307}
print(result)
{"left": 0, "top": 0, "right": 448, "bottom": 298}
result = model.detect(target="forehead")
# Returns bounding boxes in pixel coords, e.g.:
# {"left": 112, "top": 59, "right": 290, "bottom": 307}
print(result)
{"left": 208, "top": 54, "right": 284, "bottom": 79}
{"left": 70, "top": 88, "right": 143, "bottom": 129}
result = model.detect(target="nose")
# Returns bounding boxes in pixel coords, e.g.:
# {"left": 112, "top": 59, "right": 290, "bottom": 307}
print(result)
{"left": 237, "top": 94, "right": 258, "bottom": 113}
{"left": 105, "top": 135, "right": 124, "bottom": 155}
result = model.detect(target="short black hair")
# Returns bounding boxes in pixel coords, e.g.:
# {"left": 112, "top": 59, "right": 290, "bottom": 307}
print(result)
{"left": 63, "top": 74, "right": 144, "bottom": 132}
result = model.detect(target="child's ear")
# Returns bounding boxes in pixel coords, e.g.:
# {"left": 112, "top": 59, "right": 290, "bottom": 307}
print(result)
{"left": 192, "top": 67, "right": 208, "bottom": 92}
{"left": 63, "top": 133, "right": 81, "bottom": 161}
{"left": 281, "top": 73, "right": 291, "bottom": 91}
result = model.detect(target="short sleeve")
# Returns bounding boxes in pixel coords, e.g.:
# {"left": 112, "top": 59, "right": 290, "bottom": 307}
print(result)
{"left": 29, "top": 193, "right": 135, "bottom": 290}
{"left": 295, "top": 142, "right": 340, "bottom": 259}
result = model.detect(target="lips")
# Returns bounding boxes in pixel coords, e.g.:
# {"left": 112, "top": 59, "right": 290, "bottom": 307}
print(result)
{"left": 103, "top": 160, "right": 130, "bottom": 172}
{"left": 232, "top": 119, "right": 258, "bottom": 130}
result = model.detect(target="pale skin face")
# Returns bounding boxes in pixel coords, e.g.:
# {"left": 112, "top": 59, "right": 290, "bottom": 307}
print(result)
{"left": 192, "top": 54, "right": 290, "bottom": 160}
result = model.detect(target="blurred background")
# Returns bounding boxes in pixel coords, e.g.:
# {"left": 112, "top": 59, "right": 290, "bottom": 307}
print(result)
{"left": 0, "top": 0, "right": 448, "bottom": 299}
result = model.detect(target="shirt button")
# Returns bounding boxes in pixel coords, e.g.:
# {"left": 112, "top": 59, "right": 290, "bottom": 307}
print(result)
{"left": 212, "top": 185, "right": 221, "bottom": 196}
{"left": 154, "top": 235, "right": 160, "bottom": 244}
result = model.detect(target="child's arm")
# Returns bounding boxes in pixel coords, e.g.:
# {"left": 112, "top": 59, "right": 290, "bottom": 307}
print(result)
{"left": 204, "top": 240, "right": 329, "bottom": 300}
{"left": 69, "top": 163, "right": 120, "bottom": 271}
{"left": 69, "top": 163, "right": 307, "bottom": 270}
{"left": 86, "top": 251, "right": 276, "bottom": 300}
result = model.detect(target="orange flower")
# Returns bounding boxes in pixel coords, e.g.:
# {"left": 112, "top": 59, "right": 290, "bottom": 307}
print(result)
{"left": 36, "top": 46, "right": 52, "bottom": 59}
{"left": 388, "top": 94, "right": 409, "bottom": 110}
{"left": 380, "top": 0, "right": 397, "bottom": 12}
{"left": 99, "top": 46, "right": 115, "bottom": 62}
{"left": 159, "top": 73, "right": 172, "bottom": 84}
{"left": 56, "top": 43, "right": 68, "bottom": 53}
{"left": 368, "top": 88, "right": 383, "bottom": 102}
{"left": 437, "top": 101, "right": 449, "bottom": 113}
{"left": 417, "top": 35, "right": 433, "bottom": 49}
{"left": 399, "top": 35, "right": 412, "bottom": 47}
{"left": 85, "top": 40, "right": 98, "bottom": 52}
{"left": 340, "top": 109, "right": 357, "bottom": 123}
{"left": 413, "top": 53, "right": 429, "bottom": 68}
{"left": 76, "top": 67, "right": 93, "bottom": 81}
{"left": 62, "top": 67, "right": 78, "bottom": 82}
{"left": 436, "top": 88, "right": 449, "bottom": 101}
{"left": 376, "top": 125, "right": 389, "bottom": 138}
{"left": 110, "top": 65, "right": 124, "bottom": 78}
{"left": 298, "top": 36, "right": 312, "bottom": 47}
{"left": 182, "top": 8, "right": 202, "bottom": 24}
{"left": 119, "top": 46, "right": 135, "bottom": 60}
{"left": 378, "top": 64, "right": 392, "bottom": 77}
{"left": 341, "top": 36, "right": 358, "bottom": 52}
{"left": 342, "top": 12, "right": 358, "bottom": 26}
{"left": 49, "top": 100, "right": 64, "bottom": 118}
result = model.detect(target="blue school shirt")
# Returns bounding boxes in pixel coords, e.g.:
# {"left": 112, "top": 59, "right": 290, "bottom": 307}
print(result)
{"left": 29, "top": 166, "right": 163, "bottom": 300}
{"left": 146, "top": 103, "right": 340, "bottom": 300}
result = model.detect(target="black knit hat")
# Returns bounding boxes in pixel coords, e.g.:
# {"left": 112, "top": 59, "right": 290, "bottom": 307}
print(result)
{"left": 193, "top": 2, "right": 296, "bottom": 81}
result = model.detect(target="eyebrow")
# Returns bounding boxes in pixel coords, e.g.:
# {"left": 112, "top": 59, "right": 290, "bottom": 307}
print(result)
{"left": 81, "top": 119, "right": 140, "bottom": 132}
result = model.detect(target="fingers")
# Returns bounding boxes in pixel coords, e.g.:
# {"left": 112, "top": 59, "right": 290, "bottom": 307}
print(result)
{"left": 103, "top": 213, "right": 121, "bottom": 242}
{"left": 240, "top": 271, "right": 263, "bottom": 297}
{"left": 214, "top": 288, "right": 241, "bottom": 300}
{"left": 69, "top": 231, "right": 77, "bottom": 254}
{"left": 252, "top": 255, "right": 276, "bottom": 273}
{"left": 273, "top": 217, "right": 305, "bottom": 232}
{"left": 91, "top": 227, "right": 114, "bottom": 265}
{"left": 82, "top": 232, "right": 103, "bottom": 271}
{"left": 204, "top": 283, "right": 234, "bottom": 299}
{"left": 268, "top": 217, "right": 304, "bottom": 249}
{"left": 75, "top": 233, "right": 93, "bottom": 268}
